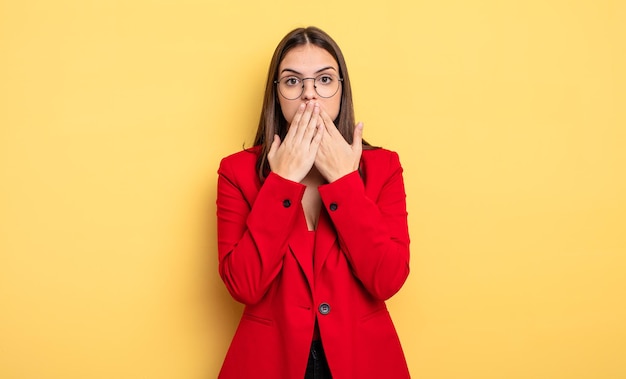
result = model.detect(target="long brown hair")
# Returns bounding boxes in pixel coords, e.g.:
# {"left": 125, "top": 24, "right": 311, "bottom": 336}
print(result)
{"left": 253, "top": 26, "right": 369, "bottom": 182}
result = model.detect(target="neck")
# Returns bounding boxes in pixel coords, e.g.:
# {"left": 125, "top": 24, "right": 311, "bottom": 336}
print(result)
{"left": 302, "top": 166, "right": 325, "bottom": 185}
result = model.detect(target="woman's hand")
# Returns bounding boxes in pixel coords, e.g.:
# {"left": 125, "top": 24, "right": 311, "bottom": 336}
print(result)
{"left": 268, "top": 101, "right": 324, "bottom": 183}
{"left": 315, "top": 108, "right": 363, "bottom": 183}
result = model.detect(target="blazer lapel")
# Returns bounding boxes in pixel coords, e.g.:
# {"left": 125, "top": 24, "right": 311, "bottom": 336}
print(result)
{"left": 314, "top": 209, "right": 338, "bottom": 279}
{"left": 288, "top": 210, "right": 314, "bottom": 290}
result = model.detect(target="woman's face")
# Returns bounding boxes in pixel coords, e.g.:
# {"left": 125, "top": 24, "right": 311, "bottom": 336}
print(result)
{"left": 277, "top": 44, "right": 342, "bottom": 124}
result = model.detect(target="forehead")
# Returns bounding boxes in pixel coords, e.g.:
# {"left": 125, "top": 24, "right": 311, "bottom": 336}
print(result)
{"left": 279, "top": 44, "right": 338, "bottom": 73}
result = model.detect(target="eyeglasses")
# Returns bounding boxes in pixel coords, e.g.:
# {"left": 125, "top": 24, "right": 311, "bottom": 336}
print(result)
{"left": 274, "top": 74, "right": 343, "bottom": 100}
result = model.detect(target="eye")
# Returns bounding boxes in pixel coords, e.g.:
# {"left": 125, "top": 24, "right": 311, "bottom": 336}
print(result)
{"left": 283, "top": 77, "right": 301, "bottom": 87}
{"left": 317, "top": 75, "right": 334, "bottom": 85}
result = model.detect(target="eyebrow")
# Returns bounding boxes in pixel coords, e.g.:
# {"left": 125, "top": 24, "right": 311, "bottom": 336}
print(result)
{"left": 280, "top": 66, "right": 338, "bottom": 75}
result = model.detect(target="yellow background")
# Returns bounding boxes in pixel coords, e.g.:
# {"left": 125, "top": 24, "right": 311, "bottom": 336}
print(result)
{"left": 1, "top": 0, "right": 625, "bottom": 378}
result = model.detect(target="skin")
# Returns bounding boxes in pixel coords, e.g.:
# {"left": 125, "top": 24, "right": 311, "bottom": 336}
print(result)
{"left": 267, "top": 44, "right": 364, "bottom": 230}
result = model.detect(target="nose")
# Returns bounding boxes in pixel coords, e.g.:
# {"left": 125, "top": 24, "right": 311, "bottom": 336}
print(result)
{"left": 301, "top": 78, "right": 317, "bottom": 100}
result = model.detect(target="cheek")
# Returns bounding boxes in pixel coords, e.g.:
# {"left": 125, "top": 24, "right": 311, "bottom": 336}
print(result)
{"left": 326, "top": 102, "right": 340, "bottom": 120}
{"left": 321, "top": 97, "right": 341, "bottom": 121}
{"left": 279, "top": 99, "right": 299, "bottom": 124}
{"left": 326, "top": 87, "right": 343, "bottom": 120}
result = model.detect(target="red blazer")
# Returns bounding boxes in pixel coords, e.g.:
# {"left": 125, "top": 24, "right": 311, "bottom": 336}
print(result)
{"left": 216, "top": 146, "right": 411, "bottom": 379}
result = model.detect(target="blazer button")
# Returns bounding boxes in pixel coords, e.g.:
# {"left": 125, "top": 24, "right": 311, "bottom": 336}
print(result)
{"left": 329, "top": 203, "right": 338, "bottom": 211}
{"left": 283, "top": 199, "right": 291, "bottom": 208}
{"left": 318, "top": 302, "right": 331, "bottom": 315}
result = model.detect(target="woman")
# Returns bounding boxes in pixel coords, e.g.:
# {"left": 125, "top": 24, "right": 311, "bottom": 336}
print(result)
{"left": 216, "top": 26, "right": 411, "bottom": 379}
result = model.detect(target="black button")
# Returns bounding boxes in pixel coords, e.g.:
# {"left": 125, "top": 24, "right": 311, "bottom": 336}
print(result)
{"left": 318, "top": 302, "right": 331, "bottom": 315}
{"left": 329, "top": 203, "right": 338, "bottom": 211}
{"left": 283, "top": 199, "right": 291, "bottom": 208}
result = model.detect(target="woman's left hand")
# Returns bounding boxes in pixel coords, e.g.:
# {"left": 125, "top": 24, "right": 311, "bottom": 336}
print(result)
{"left": 314, "top": 109, "right": 363, "bottom": 183}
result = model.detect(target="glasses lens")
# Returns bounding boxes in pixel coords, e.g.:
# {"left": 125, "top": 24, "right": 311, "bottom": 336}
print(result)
{"left": 314, "top": 75, "right": 340, "bottom": 98}
{"left": 278, "top": 77, "right": 302, "bottom": 100}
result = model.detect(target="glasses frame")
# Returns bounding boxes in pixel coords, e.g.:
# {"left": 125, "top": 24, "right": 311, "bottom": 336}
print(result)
{"left": 274, "top": 74, "right": 344, "bottom": 100}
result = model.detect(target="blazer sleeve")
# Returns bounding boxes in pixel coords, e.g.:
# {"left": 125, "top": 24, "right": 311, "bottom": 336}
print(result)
{"left": 317, "top": 151, "right": 410, "bottom": 300}
{"left": 217, "top": 157, "right": 306, "bottom": 305}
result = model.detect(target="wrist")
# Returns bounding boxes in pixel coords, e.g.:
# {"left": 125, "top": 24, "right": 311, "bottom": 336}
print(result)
{"left": 326, "top": 168, "right": 356, "bottom": 183}
{"left": 272, "top": 169, "right": 304, "bottom": 183}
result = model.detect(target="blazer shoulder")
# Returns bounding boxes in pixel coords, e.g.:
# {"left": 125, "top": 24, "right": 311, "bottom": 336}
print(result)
{"left": 360, "top": 148, "right": 404, "bottom": 188}
{"left": 220, "top": 145, "right": 261, "bottom": 166}
{"left": 361, "top": 147, "right": 402, "bottom": 168}
{"left": 218, "top": 146, "right": 262, "bottom": 189}
{"left": 219, "top": 146, "right": 260, "bottom": 173}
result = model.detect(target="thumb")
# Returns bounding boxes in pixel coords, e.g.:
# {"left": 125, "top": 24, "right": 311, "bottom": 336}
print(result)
{"left": 352, "top": 122, "right": 364, "bottom": 151}
{"left": 269, "top": 134, "right": 281, "bottom": 156}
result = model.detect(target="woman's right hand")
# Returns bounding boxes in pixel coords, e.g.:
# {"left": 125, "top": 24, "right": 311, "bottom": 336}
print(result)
{"left": 268, "top": 101, "right": 324, "bottom": 183}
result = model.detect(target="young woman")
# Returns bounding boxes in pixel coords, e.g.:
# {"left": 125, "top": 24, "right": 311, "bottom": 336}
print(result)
{"left": 216, "top": 26, "right": 411, "bottom": 379}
